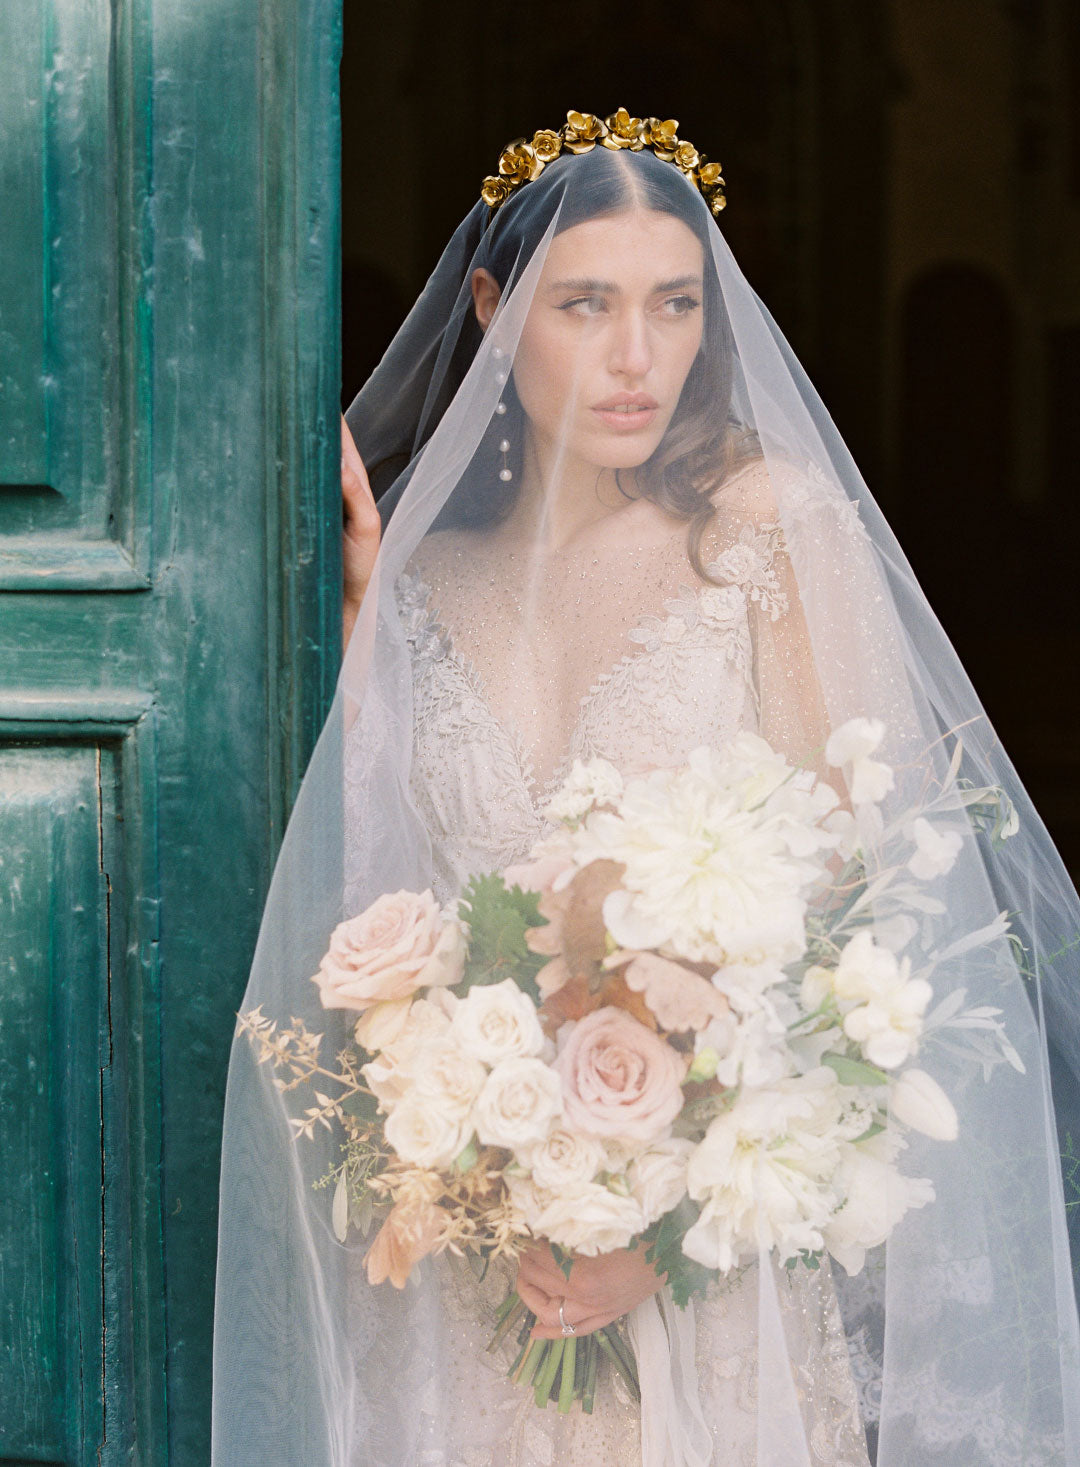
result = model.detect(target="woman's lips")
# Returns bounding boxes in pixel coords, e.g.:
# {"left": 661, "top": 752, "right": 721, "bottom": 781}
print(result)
{"left": 591, "top": 403, "right": 658, "bottom": 431}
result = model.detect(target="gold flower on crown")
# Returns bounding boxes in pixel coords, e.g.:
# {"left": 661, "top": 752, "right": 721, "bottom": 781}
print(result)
{"left": 479, "top": 108, "right": 727, "bottom": 218}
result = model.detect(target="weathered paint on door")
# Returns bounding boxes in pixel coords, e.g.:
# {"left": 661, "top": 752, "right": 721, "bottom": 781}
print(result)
{"left": 0, "top": 1, "right": 341, "bottom": 1459}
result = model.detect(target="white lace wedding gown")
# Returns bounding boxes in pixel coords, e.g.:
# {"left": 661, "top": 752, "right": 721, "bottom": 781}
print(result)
{"left": 345, "top": 462, "right": 871, "bottom": 1466}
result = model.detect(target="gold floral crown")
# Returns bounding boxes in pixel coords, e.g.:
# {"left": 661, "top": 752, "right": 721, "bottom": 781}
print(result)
{"left": 481, "top": 108, "right": 727, "bottom": 218}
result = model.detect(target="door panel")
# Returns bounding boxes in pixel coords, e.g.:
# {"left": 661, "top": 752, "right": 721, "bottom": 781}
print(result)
{"left": 0, "top": 0, "right": 341, "bottom": 1458}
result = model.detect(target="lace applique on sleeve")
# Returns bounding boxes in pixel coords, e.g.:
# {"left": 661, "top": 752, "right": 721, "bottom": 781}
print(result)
{"left": 395, "top": 567, "right": 451, "bottom": 662}
{"left": 704, "top": 522, "right": 789, "bottom": 622}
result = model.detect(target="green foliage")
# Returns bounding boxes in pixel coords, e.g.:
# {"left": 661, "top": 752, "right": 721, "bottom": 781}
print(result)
{"left": 457, "top": 872, "right": 548, "bottom": 1003}
{"left": 822, "top": 1052, "right": 889, "bottom": 1087}
{"left": 550, "top": 1242, "right": 575, "bottom": 1281}
{"left": 340, "top": 1088, "right": 380, "bottom": 1123}
{"left": 642, "top": 1198, "right": 717, "bottom": 1309}
{"left": 783, "top": 1248, "right": 822, "bottom": 1271}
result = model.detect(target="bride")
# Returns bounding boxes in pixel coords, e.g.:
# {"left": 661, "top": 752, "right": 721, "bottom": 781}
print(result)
{"left": 212, "top": 111, "right": 1080, "bottom": 1466}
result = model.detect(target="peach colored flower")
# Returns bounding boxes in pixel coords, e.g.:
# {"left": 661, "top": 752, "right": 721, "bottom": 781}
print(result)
{"left": 525, "top": 859, "right": 626, "bottom": 998}
{"left": 556, "top": 1007, "right": 687, "bottom": 1144}
{"left": 364, "top": 1198, "right": 444, "bottom": 1289}
{"left": 311, "top": 890, "right": 465, "bottom": 1013}
{"left": 618, "top": 951, "right": 730, "bottom": 1033}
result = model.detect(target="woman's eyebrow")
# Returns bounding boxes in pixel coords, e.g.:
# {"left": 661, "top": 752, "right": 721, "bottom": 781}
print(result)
{"left": 546, "top": 274, "right": 703, "bottom": 295}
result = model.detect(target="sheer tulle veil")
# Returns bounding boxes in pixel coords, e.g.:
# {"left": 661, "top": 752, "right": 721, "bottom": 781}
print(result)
{"left": 211, "top": 125, "right": 1080, "bottom": 1466}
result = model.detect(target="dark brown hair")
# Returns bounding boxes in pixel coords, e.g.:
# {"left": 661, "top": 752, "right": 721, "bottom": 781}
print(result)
{"left": 434, "top": 145, "right": 761, "bottom": 580}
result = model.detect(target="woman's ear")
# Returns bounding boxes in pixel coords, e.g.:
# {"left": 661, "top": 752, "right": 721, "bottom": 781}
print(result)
{"left": 471, "top": 268, "right": 502, "bottom": 330}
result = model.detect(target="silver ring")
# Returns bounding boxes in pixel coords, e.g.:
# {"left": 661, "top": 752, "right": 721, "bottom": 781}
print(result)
{"left": 558, "top": 1301, "right": 576, "bottom": 1336}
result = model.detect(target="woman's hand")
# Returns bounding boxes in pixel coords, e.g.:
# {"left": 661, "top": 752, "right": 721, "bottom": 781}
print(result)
{"left": 515, "top": 1239, "right": 666, "bottom": 1340}
{"left": 341, "top": 414, "right": 380, "bottom": 647}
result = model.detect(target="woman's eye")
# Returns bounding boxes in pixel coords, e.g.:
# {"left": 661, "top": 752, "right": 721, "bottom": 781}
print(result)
{"left": 660, "top": 295, "right": 701, "bottom": 317}
{"left": 561, "top": 296, "right": 606, "bottom": 316}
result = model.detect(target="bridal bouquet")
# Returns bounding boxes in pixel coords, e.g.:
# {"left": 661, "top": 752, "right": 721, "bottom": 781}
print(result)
{"left": 240, "top": 718, "right": 1021, "bottom": 1413}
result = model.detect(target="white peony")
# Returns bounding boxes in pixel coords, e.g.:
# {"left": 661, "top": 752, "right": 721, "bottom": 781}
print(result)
{"left": 413, "top": 1038, "right": 487, "bottom": 1121}
{"left": 889, "top": 1067, "right": 958, "bottom": 1140}
{"left": 568, "top": 742, "right": 835, "bottom": 969}
{"left": 825, "top": 717, "right": 895, "bottom": 806}
{"left": 683, "top": 1069, "right": 844, "bottom": 1272}
{"left": 474, "top": 1057, "right": 563, "bottom": 1150}
{"left": 518, "top": 1126, "right": 607, "bottom": 1190}
{"left": 384, "top": 1092, "right": 470, "bottom": 1170}
{"left": 628, "top": 1137, "right": 695, "bottom": 1226}
{"left": 823, "top": 1133, "right": 935, "bottom": 1275}
{"left": 906, "top": 818, "right": 964, "bottom": 881}
{"left": 709, "top": 1007, "right": 792, "bottom": 1089}
{"left": 510, "top": 1176, "right": 646, "bottom": 1257}
{"left": 450, "top": 978, "right": 545, "bottom": 1065}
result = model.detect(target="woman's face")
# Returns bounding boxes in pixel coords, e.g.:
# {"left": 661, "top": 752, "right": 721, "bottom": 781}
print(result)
{"left": 475, "top": 208, "right": 705, "bottom": 474}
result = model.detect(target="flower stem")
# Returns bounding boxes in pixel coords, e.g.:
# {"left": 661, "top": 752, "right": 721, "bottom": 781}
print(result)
{"left": 582, "top": 1337, "right": 599, "bottom": 1414}
{"left": 557, "top": 1336, "right": 578, "bottom": 1413}
{"left": 597, "top": 1325, "right": 641, "bottom": 1403}
{"left": 534, "top": 1339, "right": 564, "bottom": 1407}
{"left": 514, "top": 1338, "right": 546, "bottom": 1388}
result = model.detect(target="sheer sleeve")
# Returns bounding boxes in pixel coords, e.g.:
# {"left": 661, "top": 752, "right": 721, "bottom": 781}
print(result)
{"left": 703, "top": 459, "right": 831, "bottom": 775}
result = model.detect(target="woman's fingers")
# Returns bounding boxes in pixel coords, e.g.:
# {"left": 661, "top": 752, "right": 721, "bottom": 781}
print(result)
{"left": 341, "top": 414, "right": 380, "bottom": 629}
{"left": 528, "top": 1307, "right": 615, "bottom": 1341}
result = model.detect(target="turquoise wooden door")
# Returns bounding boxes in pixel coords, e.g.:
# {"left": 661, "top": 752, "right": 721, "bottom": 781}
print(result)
{"left": 0, "top": 1, "right": 341, "bottom": 1460}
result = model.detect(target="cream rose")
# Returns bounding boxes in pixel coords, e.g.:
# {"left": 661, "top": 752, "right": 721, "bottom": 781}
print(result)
{"left": 413, "top": 1038, "right": 487, "bottom": 1121}
{"left": 556, "top": 1008, "right": 686, "bottom": 1144}
{"left": 383, "top": 1091, "right": 470, "bottom": 1169}
{"left": 519, "top": 1125, "right": 606, "bottom": 1190}
{"left": 312, "top": 890, "right": 466, "bottom": 1012}
{"left": 473, "top": 1057, "right": 563, "bottom": 1150}
{"left": 628, "top": 1137, "right": 694, "bottom": 1225}
{"left": 524, "top": 1179, "right": 646, "bottom": 1256}
{"left": 450, "top": 978, "right": 545, "bottom": 1065}
{"left": 361, "top": 998, "right": 450, "bottom": 1109}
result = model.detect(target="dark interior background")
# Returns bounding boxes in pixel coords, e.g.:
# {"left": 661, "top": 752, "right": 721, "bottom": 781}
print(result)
{"left": 340, "top": 0, "right": 1080, "bottom": 877}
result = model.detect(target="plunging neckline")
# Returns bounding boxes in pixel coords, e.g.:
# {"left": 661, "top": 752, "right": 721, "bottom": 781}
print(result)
{"left": 399, "top": 564, "right": 740, "bottom": 812}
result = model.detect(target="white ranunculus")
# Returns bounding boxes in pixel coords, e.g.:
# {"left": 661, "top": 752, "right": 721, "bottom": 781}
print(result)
{"left": 543, "top": 757, "right": 625, "bottom": 823}
{"left": 518, "top": 1125, "right": 606, "bottom": 1190}
{"left": 823, "top": 1135, "right": 935, "bottom": 1275}
{"left": 567, "top": 743, "right": 832, "bottom": 969}
{"left": 628, "top": 1137, "right": 694, "bottom": 1226}
{"left": 474, "top": 1057, "right": 563, "bottom": 1150}
{"left": 889, "top": 1067, "right": 959, "bottom": 1140}
{"left": 413, "top": 1038, "right": 488, "bottom": 1121}
{"left": 683, "top": 1069, "right": 844, "bottom": 1272}
{"left": 825, "top": 717, "right": 894, "bottom": 806}
{"left": 906, "top": 818, "right": 964, "bottom": 881}
{"left": 450, "top": 978, "right": 545, "bottom": 1065}
{"left": 384, "top": 1092, "right": 470, "bottom": 1170}
{"left": 526, "top": 1179, "right": 646, "bottom": 1256}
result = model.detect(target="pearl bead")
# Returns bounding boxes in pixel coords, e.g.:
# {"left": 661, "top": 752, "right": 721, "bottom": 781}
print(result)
{"left": 499, "top": 440, "right": 510, "bottom": 453}
{"left": 499, "top": 468, "right": 513, "bottom": 482}
{"left": 495, "top": 401, "right": 507, "bottom": 415}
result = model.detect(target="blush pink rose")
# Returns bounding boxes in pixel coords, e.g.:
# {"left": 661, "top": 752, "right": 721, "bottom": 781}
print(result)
{"left": 556, "top": 1007, "right": 687, "bottom": 1144}
{"left": 312, "top": 889, "right": 466, "bottom": 1013}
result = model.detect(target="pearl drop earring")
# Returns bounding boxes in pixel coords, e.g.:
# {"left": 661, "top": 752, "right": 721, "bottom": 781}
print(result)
{"left": 491, "top": 346, "right": 511, "bottom": 480}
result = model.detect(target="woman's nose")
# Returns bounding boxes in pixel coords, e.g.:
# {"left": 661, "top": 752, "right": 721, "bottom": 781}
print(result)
{"left": 608, "top": 311, "right": 652, "bottom": 379}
